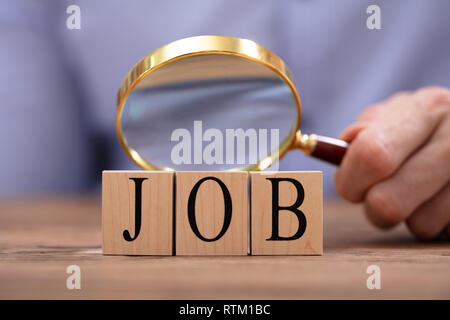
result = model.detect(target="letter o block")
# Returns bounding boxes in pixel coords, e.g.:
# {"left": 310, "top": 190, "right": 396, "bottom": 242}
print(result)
{"left": 251, "top": 172, "right": 323, "bottom": 255}
{"left": 176, "top": 172, "right": 248, "bottom": 255}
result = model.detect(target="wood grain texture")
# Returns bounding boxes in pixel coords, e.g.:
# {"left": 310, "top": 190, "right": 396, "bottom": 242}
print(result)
{"left": 251, "top": 171, "right": 322, "bottom": 255}
{"left": 0, "top": 196, "right": 449, "bottom": 299}
{"left": 176, "top": 172, "right": 248, "bottom": 255}
{"left": 102, "top": 171, "right": 173, "bottom": 255}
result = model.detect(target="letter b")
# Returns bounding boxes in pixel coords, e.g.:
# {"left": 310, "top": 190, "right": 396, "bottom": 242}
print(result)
{"left": 265, "top": 177, "right": 307, "bottom": 240}
{"left": 251, "top": 172, "right": 323, "bottom": 255}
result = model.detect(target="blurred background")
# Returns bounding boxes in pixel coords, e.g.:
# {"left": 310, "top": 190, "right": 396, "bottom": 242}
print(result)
{"left": 1, "top": 0, "right": 449, "bottom": 198}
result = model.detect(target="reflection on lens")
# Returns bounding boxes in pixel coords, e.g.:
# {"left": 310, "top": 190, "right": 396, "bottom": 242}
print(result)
{"left": 120, "top": 54, "right": 298, "bottom": 170}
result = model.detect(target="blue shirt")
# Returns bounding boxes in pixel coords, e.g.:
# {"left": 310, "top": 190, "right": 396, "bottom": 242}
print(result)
{"left": 1, "top": 0, "right": 449, "bottom": 196}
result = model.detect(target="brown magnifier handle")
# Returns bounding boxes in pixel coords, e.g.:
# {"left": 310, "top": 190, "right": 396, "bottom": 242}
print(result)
{"left": 295, "top": 131, "right": 349, "bottom": 165}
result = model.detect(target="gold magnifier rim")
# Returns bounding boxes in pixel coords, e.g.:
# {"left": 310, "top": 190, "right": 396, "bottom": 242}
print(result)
{"left": 116, "top": 35, "right": 302, "bottom": 171}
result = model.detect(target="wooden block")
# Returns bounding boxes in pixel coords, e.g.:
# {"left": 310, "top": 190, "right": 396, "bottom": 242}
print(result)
{"left": 102, "top": 171, "right": 173, "bottom": 255}
{"left": 250, "top": 171, "right": 322, "bottom": 255}
{"left": 176, "top": 172, "right": 248, "bottom": 255}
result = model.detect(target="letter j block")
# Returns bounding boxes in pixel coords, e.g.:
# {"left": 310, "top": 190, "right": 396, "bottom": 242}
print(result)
{"left": 250, "top": 172, "right": 323, "bottom": 255}
{"left": 102, "top": 171, "right": 174, "bottom": 255}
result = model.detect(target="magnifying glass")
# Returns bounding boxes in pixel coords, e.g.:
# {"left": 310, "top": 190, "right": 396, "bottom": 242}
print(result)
{"left": 117, "top": 35, "right": 348, "bottom": 171}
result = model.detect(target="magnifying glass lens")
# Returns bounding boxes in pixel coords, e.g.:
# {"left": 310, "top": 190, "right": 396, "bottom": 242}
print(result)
{"left": 120, "top": 54, "right": 298, "bottom": 170}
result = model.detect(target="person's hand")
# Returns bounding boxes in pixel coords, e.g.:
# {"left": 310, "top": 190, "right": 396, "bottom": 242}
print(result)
{"left": 334, "top": 87, "right": 450, "bottom": 240}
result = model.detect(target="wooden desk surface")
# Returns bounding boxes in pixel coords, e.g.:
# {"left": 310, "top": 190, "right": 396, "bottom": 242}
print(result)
{"left": 0, "top": 196, "right": 448, "bottom": 299}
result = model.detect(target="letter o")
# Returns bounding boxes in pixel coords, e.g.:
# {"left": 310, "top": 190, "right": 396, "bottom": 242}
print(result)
{"left": 187, "top": 177, "right": 232, "bottom": 242}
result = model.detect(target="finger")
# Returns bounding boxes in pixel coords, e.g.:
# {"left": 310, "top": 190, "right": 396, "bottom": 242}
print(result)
{"left": 356, "top": 99, "right": 395, "bottom": 122}
{"left": 335, "top": 87, "right": 450, "bottom": 202}
{"left": 340, "top": 94, "right": 410, "bottom": 143}
{"left": 406, "top": 184, "right": 450, "bottom": 240}
{"left": 340, "top": 102, "right": 389, "bottom": 142}
{"left": 339, "top": 123, "right": 367, "bottom": 142}
{"left": 364, "top": 114, "right": 450, "bottom": 228}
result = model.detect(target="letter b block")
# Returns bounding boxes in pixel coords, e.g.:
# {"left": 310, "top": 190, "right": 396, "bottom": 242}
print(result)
{"left": 176, "top": 172, "right": 248, "bottom": 255}
{"left": 102, "top": 171, "right": 173, "bottom": 255}
{"left": 250, "top": 172, "right": 323, "bottom": 255}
